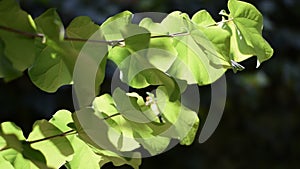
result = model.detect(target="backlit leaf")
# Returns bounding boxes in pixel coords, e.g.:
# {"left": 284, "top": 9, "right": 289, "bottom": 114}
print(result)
{"left": 227, "top": 0, "right": 273, "bottom": 67}
{"left": 27, "top": 120, "right": 74, "bottom": 168}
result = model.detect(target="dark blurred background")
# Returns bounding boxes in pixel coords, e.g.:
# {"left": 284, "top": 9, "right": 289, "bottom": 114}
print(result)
{"left": 1, "top": 0, "right": 300, "bottom": 168}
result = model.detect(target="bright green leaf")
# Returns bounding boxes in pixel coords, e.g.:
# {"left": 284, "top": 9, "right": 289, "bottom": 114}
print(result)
{"left": 191, "top": 10, "right": 216, "bottom": 27}
{"left": 65, "top": 136, "right": 102, "bottom": 169}
{"left": 122, "top": 24, "right": 150, "bottom": 52}
{"left": 0, "top": 154, "right": 14, "bottom": 169}
{"left": 48, "top": 110, "right": 102, "bottom": 169}
{"left": 93, "top": 91, "right": 172, "bottom": 156}
{"left": 92, "top": 147, "right": 141, "bottom": 169}
{"left": 192, "top": 10, "right": 231, "bottom": 68}
{"left": 72, "top": 107, "right": 142, "bottom": 168}
{"left": 0, "top": 122, "right": 25, "bottom": 152}
{"left": 101, "top": 11, "right": 133, "bottom": 41}
{"left": 27, "top": 120, "right": 74, "bottom": 169}
{"left": 21, "top": 143, "right": 49, "bottom": 169}
{"left": 161, "top": 11, "right": 227, "bottom": 85}
{"left": 49, "top": 110, "right": 74, "bottom": 131}
{"left": 153, "top": 86, "right": 199, "bottom": 145}
{"left": 67, "top": 16, "right": 108, "bottom": 102}
{"left": 0, "top": 122, "right": 25, "bottom": 141}
{"left": 113, "top": 88, "right": 151, "bottom": 123}
{"left": 11, "top": 153, "right": 40, "bottom": 169}
{"left": 0, "top": 122, "right": 49, "bottom": 169}
{"left": 140, "top": 18, "right": 178, "bottom": 72}
{"left": 227, "top": 0, "right": 273, "bottom": 67}
{"left": 108, "top": 45, "right": 180, "bottom": 100}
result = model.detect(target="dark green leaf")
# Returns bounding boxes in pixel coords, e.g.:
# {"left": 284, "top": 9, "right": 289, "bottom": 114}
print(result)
{"left": 0, "top": 0, "right": 36, "bottom": 72}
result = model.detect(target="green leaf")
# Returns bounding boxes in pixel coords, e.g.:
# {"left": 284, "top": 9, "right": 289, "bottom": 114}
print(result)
{"left": 0, "top": 38, "right": 22, "bottom": 81}
{"left": 92, "top": 147, "right": 141, "bottom": 169}
{"left": 33, "top": 8, "right": 64, "bottom": 41}
{"left": 93, "top": 91, "right": 172, "bottom": 156}
{"left": 0, "top": 122, "right": 49, "bottom": 169}
{"left": 28, "top": 9, "right": 76, "bottom": 92}
{"left": 0, "top": 0, "right": 36, "bottom": 71}
{"left": 11, "top": 153, "right": 40, "bottom": 169}
{"left": 191, "top": 10, "right": 216, "bottom": 27}
{"left": 21, "top": 143, "right": 49, "bottom": 169}
{"left": 161, "top": 11, "right": 227, "bottom": 85}
{"left": 153, "top": 86, "right": 199, "bottom": 145}
{"left": 101, "top": 11, "right": 133, "bottom": 41}
{"left": 139, "top": 18, "right": 178, "bottom": 71}
{"left": 95, "top": 90, "right": 141, "bottom": 152}
{"left": 49, "top": 110, "right": 74, "bottom": 131}
{"left": 108, "top": 45, "right": 181, "bottom": 100}
{"left": 28, "top": 43, "right": 74, "bottom": 92}
{"left": 48, "top": 110, "right": 103, "bottom": 169}
{"left": 65, "top": 136, "right": 102, "bottom": 169}
{"left": 139, "top": 17, "right": 169, "bottom": 35}
{"left": 72, "top": 107, "right": 142, "bottom": 168}
{"left": 27, "top": 120, "right": 74, "bottom": 169}
{"left": 122, "top": 24, "right": 151, "bottom": 51}
{"left": 0, "top": 147, "right": 48, "bottom": 169}
{"left": 67, "top": 16, "right": 107, "bottom": 103}
{"left": 72, "top": 107, "right": 122, "bottom": 158}
{"left": 227, "top": 0, "right": 273, "bottom": 67}
{"left": 0, "top": 149, "right": 18, "bottom": 165}
{"left": 113, "top": 88, "right": 152, "bottom": 123}
{"left": 0, "top": 154, "right": 14, "bottom": 169}
{"left": 0, "top": 122, "right": 25, "bottom": 152}
{"left": 29, "top": 9, "right": 108, "bottom": 94}
{"left": 0, "top": 122, "right": 25, "bottom": 141}
{"left": 66, "top": 16, "right": 100, "bottom": 51}
{"left": 192, "top": 10, "right": 231, "bottom": 68}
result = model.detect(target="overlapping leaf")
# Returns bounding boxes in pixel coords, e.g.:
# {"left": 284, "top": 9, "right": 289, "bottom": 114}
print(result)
{"left": 28, "top": 9, "right": 76, "bottom": 92}
{"left": 28, "top": 9, "right": 106, "bottom": 93}
{"left": 0, "top": 122, "right": 49, "bottom": 169}
{"left": 160, "top": 11, "right": 228, "bottom": 85}
{"left": 101, "top": 11, "right": 133, "bottom": 41}
{"left": 192, "top": 10, "right": 231, "bottom": 68}
{"left": 226, "top": 0, "right": 273, "bottom": 67}
{"left": 0, "top": 1, "right": 275, "bottom": 169}
{"left": 48, "top": 110, "right": 102, "bottom": 169}
{"left": 27, "top": 120, "right": 74, "bottom": 169}
{"left": 72, "top": 107, "right": 142, "bottom": 169}
{"left": 0, "top": 0, "right": 36, "bottom": 73}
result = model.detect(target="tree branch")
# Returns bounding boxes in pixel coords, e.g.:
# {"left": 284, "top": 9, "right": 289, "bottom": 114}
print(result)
{"left": 0, "top": 25, "right": 44, "bottom": 38}
{"left": 26, "top": 129, "right": 76, "bottom": 144}
{"left": 0, "top": 25, "right": 189, "bottom": 46}
{"left": 101, "top": 113, "right": 121, "bottom": 120}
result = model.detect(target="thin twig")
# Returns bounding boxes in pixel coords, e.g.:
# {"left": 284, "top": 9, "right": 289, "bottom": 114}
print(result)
{"left": 101, "top": 113, "right": 121, "bottom": 120}
{"left": 205, "top": 18, "right": 234, "bottom": 27}
{"left": 26, "top": 129, "right": 76, "bottom": 144}
{"left": 0, "top": 24, "right": 189, "bottom": 46}
{"left": 0, "top": 25, "right": 44, "bottom": 38}
{"left": 64, "top": 36, "right": 122, "bottom": 46}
